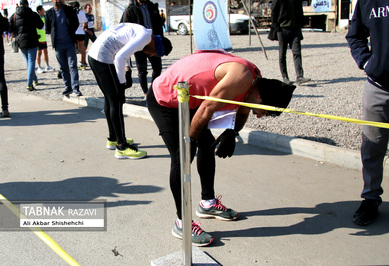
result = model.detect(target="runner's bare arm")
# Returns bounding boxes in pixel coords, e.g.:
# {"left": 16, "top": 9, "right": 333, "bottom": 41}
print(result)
{"left": 190, "top": 62, "right": 253, "bottom": 139}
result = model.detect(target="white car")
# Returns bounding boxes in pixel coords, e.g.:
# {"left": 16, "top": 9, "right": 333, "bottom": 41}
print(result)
{"left": 168, "top": 6, "right": 253, "bottom": 35}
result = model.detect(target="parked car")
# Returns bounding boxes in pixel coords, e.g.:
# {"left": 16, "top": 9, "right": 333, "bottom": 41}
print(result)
{"left": 168, "top": 5, "right": 254, "bottom": 35}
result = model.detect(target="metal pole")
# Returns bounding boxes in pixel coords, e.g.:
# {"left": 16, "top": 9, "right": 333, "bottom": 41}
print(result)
{"left": 177, "top": 81, "right": 192, "bottom": 266}
{"left": 240, "top": 0, "right": 268, "bottom": 60}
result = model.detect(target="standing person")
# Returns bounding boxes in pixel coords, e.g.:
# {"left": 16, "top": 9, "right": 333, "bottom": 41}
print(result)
{"left": 10, "top": 0, "right": 43, "bottom": 91}
{"left": 269, "top": 0, "right": 311, "bottom": 86}
{"left": 69, "top": 1, "right": 87, "bottom": 70}
{"left": 45, "top": 0, "right": 82, "bottom": 96}
{"left": 160, "top": 9, "right": 166, "bottom": 31}
{"left": 147, "top": 50, "right": 296, "bottom": 246}
{"left": 88, "top": 23, "right": 172, "bottom": 159}
{"left": 36, "top": 5, "right": 55, "bottom": 74}
{"left": 83, "top": 4, "right": 97, "bottom": 49}
{"left": 0, "top": 12, "right": 9, "bottom": 117}
{"left": 3, "top": 11, "right": 11, "bottom": 45}
{"left": 120, "top": 0, "right": 164, "bottom": 98}
{"left": 346, "top": 0, "right": 389, "bottom": 226}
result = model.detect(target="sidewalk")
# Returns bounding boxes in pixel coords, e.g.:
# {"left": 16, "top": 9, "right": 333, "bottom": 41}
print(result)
{"left": 1, "top": 90, "right": 388, "bottom": 265}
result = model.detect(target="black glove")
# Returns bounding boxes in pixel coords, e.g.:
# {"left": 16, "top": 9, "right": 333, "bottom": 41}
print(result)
{"left": 211, "top": 129, "right": 238, "bottom": 158}
{"left": 125, "top": 69, "right": 133, "bottom": 88}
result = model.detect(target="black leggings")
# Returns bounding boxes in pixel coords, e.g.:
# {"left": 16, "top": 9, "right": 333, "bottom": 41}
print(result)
{"left": 88, "top": 56, "right": 126, "bottom": 144}
{"left": 134, "top": 51, "right": 162, "bottom": 94}
{"left": 147, "top": 88, "right": 216, "bottom": 219}
{"left": 0, "top": 52, "right": 8, "bottom": 111}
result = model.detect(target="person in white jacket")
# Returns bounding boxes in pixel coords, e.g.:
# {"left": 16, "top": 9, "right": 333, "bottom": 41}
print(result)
{"left": 88, "top": 22, "right": 172, "bottom": 159}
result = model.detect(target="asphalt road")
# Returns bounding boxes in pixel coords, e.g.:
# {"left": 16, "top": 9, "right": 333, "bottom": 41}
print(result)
{"left": 0, "top": 91, "right": 388, "bottom": 265}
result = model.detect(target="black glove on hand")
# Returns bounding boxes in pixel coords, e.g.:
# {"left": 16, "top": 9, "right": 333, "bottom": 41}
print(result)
{"left": 211, "top": 129, "right": 238, "bottom": 158}
{"left": 125, "top": 69, "right": 133, "bottom": 88}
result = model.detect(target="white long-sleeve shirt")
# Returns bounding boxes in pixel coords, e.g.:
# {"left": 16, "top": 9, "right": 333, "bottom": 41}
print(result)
{"left": 88, "top": 23, "right": 152, "bottom": 84}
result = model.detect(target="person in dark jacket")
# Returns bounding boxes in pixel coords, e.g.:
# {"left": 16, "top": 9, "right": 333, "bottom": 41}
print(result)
{"left": 120, "top": 0, "right": 165, "bottom": 98}
{"left": 270, "top": 0, "right": 310, "bottom": 86}
{"left": 10, "top": 0, "right": 44, "bottom": 91}
{"left": 0, "top": 13, "right": 9, "bottom": 117}
{"left": 45, "top": 0, "right": 82, "bottom": 96}
{"left": 346, "top": 0, "right": 389, "bottom": 226}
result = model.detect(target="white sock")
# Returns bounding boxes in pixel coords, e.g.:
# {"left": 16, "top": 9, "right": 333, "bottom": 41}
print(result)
{"left": 201, "top": 199, "right": 216, "bottom": 208}
{"left": 176, "top": 218, "right": 182, "bottom": 228}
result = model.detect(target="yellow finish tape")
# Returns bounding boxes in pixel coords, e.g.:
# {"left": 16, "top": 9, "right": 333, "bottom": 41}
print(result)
{"left": 192, "top": 95, "right": 389, "bottom": 129}
{"left": 173, "top": 84, "right": 190, "bottom": 103}
{"left": 0, "top": 194, "right": 80, "bottom": 266}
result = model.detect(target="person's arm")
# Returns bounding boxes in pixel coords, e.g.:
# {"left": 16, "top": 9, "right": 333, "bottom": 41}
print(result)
{"left": 189, "top": 63, "right": 253, "bottom": 140}
{"left": 270, "top": 0, "right": 280, "bottom": 31}
{"left": 0, "top": 13, "right": 9, "bottom": 33}
{"left": 149, "top": 2, "right": 163, "bottom": 36}
{"left": 66, "top": 6, "right": 79, "bottom": 34}
{"left": 45, "top": 11, "right": 51, "bottom": 34}
{"left": 345, "top": 1, "right": 371, "bottom": 70}
{"left": 9, "top": 13, "right": 15, "bottom": 33}
{"left": 34, "top": 12, "right": 44, "bottom": 29}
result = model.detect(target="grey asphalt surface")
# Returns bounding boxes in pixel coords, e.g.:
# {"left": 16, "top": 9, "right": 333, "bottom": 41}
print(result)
{"left": 1, "top": 90, "right": 389, "bottom": 265}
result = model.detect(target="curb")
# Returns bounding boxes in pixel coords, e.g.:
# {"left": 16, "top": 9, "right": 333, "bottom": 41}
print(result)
{"left": 63, "top": 94, "right": 388, "bottom": 174}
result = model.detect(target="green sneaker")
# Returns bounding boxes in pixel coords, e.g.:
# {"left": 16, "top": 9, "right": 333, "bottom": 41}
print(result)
{"left": 33, "top": 81, "right": 38, "bottom": 86}
{"left": 115, "top": 144, "right": 146, "bottom": 159}
{"left": 106, "top": 138, "right": 134, "bottom": 150}
{"left": 196, "top": 195, "right": 239, "bottom": 221}
{"left": 27, "top": 85, "right": 35, "bottom": 91}
{"left": 172, "top": 220, "right": 214, "bottom": 247}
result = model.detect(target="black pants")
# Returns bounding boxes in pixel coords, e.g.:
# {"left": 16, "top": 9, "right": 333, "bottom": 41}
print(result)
{"left": 147, "top": 88, "right": 216, "bottom": 219}
{"left": 88, "top": 56, "right": 126, "bottom": 144}
{"left": 0, "top": 50, "right": 8, "bottom": 111}
{"left": 277, "top": 28, "right": 304, "bottom": 79}
{"left": 134, "top": 51, "right": 162, "bottom": 94}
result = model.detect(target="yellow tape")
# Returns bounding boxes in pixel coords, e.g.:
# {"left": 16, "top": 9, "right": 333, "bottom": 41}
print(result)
{"left": 0, "top": 194, "right": 80, "bottom": 266}
{"left": 173, "top": 84, "right": 190, "bottom": 103}
{"left": 192, "top": 95, "right": 389, "bottom": 129}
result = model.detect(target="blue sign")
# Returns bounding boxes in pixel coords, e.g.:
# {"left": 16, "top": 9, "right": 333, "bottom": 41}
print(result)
{"left": 193, "top": 0, "right": 232, "bottom": 50}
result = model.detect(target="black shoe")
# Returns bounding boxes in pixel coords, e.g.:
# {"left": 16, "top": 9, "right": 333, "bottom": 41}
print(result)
{"left": 353, "top": 199, "right": 379, "bottom": 226}
{"left": 1, "top": 110, "right": 9, "bottom": 117}
{"left": 296, "top": 77, "right": 311, "bottom": 85}
{"left": 62, "top": 88, "right": 72, "bottom": 96}
{"left": 57, "top": 71, "right": 62, "bottom": 79}
{"left": 283, "top": 77, "right": 292, "bottom": 85}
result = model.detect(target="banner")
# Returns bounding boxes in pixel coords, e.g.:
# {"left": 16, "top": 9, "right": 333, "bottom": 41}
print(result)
{"left": 312, "top": 0, "right": 331, "bottom": 12}
{"left": 193, "top": 0, "right": 232, "bottom": 50}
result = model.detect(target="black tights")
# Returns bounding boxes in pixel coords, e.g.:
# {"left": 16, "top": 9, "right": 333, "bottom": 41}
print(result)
{"left": 88, "top": 56, "right": 126, "bottom": 144}
{"left": 147, "top": 88, "right": 216, "bottom": 219}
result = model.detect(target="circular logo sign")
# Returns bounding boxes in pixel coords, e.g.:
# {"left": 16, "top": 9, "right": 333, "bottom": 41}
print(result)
{"left": 203, "top": 1, "right": 217, "bottom": 23}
